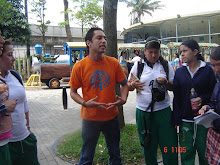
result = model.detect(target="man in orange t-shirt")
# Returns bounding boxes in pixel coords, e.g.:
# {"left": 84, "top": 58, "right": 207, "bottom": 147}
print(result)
{"left": 69, "top": 27, "right": 128, "bottom": 165}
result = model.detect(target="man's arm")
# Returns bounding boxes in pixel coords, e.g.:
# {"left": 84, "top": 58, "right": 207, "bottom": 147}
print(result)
{"left": 120, "top": 82, "right": 129, "bottom": 105}
{"left": 70, "top": 87, "right": 85, "bottom": 106}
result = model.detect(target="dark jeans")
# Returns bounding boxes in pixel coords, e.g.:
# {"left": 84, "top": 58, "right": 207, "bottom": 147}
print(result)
{"left": 78, "top": 116, "right": 121, "bottom": 165}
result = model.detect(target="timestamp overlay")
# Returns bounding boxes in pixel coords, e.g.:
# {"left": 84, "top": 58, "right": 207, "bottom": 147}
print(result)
{"left": 164, "top": 147, "right": 186, "bottom": 153}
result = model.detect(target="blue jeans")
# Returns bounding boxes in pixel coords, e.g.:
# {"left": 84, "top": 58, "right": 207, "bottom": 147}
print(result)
{"left": 78, "top": 116, "right": 121, "bottom": 165}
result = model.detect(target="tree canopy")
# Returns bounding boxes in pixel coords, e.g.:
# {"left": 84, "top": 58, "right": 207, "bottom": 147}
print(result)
{"left": 123, "top": 0, "right": 164, "bottom": 24}
{"left": 73, "top": 0, "right": 103, "bottom": 28}
{"left": 30, "top": 0, "right": 51, "bottom": 54}
{"left": 0, "top": 0, "right": 31, "bottom": 44}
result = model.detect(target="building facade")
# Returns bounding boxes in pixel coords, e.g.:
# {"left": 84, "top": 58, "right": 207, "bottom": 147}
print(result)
{"left": 122, "top": 10, "right": 220, "bottom": 45}
{"left": 13, "top": 25, "right": 124, "bottom": 57}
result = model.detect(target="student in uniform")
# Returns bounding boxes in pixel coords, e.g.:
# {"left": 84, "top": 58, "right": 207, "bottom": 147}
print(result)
{"left": 128, "top": 36, "right": 178, "bottom": 165}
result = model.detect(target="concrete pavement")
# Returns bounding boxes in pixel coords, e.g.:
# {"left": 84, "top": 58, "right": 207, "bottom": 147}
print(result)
{"left": 26, "top": 85, "right": 138, "bottom": 165}
{"left": 26, "top": 85, "right": 198, "bottom": 165}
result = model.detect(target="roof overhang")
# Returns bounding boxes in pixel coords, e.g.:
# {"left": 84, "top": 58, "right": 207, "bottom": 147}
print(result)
{"left": 121, "top": 10, "right": 220, "bottom": 35}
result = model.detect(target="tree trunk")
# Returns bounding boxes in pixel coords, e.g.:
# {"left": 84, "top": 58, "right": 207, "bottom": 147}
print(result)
{"left": 103, "top": 0, "right": 118, "bottom": 58}
{"left": 81, "top": 23, "right": 84, "bottom": 41}
{"left": 42, "top": 32, "right": 46, "bottom": 55}
{"left": 63, "top": 0, "right": 73, "bottom": 42}
{"left": 103, "top": 0, "right": 125, "bottom": 129}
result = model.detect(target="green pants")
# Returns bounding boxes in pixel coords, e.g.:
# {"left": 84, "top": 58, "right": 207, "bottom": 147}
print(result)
{"left": 0, "top": 143, "right": 12, "bottom": 165}
{"left": 8, "top": 134, "right": 40, "bottom": 165}
{"left": 179, "top": 122, "right": 208, "bottom": 165}
{"left": 136, "top": 107, "right": 178, "bottom": 165}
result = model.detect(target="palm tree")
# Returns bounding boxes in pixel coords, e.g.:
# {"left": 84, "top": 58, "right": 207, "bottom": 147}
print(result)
{"left": 125, "top": 0, "right": 164, "bottom": 24}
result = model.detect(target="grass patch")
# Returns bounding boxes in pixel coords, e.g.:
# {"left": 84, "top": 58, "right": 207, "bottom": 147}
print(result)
{"left": 57, "top": 124, "right": 161, "bottom": 164}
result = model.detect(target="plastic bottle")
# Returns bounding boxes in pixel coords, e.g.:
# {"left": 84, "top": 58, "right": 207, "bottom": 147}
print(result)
{"left": 190, "top": 88, "right": 199, "bottom": 115}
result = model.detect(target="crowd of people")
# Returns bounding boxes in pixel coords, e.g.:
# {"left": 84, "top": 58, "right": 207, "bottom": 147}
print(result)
{"left": 1, "top": 25, "right": 220, "bottom": 165}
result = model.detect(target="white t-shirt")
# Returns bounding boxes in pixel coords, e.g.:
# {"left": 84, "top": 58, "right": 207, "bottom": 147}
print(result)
{"left": 119, "top": 56, "right": 123, "bottom": 63}
{"left": 128, "top": 59, "right": 174, "bottom": 112}
{"left": 132, "top": 56, "right": 141, "bottom": 63}
{"left": 1, "top": 71, "right": 30, "bottom": 142}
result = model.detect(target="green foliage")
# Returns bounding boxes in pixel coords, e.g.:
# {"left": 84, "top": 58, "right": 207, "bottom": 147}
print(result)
{"left": 58, "top": 21, "right": 70, "bottom": 27}
{"left": 123, "top": 0, "right": 164, "bottom": 23}
{"left": 57, "top": 124, "right": 144, "bottom": 164}
{"left": 30, "top": 0, "right": 50, "bottom": 35}
{"left": 72, "top": 0, "right": 103, "bottom": 28}
{"left": 0, "top": 0, "right": 31, "bottom": 44}
{"left": 33, "top": 54, "right": 59, "bottom": 63}
{"left": 60, "top": 8, "right": 72, "bottom": 15}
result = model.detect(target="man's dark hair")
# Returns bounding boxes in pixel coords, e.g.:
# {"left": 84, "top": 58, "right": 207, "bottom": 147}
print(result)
{"left": 84, "top": 27, "right": 104, "bottom": 54}
{"left": 211, "top": 46, "right": 220, "bottom": 61}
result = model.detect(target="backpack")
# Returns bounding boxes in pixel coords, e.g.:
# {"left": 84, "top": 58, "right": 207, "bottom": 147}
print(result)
{"left": 0, "top": 70, "right": 23, "bottom": 86}
{"left": 10, "top": 70, "right": 23, "bottom": 86}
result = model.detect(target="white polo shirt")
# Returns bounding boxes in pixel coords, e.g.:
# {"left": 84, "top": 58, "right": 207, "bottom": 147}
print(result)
{"left": 2, "top": 71, "right": 30, "bottom": 142}
{"left": 128, "top": 59, "right": 174, "bottom": 112}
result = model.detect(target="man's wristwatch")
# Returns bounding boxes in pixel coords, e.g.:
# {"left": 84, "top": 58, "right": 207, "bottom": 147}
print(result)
{"left": 82, "top": 101, "right": 87, "bottom": 107}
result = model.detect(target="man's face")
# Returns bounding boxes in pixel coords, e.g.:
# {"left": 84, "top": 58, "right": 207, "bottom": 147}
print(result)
{"left": 0, "top": 30, "right": 5, "bottom": 55}
{"left": 87, "top": 30, "right": 107, "bottom": 54}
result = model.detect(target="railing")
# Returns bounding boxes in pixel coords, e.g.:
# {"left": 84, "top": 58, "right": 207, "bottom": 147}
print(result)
{"left": 13, "top": 57, "right": 32, "bottom": 81}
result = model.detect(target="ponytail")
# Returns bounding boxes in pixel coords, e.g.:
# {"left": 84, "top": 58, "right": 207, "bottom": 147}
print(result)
{"left": 197, "top": 53, "right": 204, "bottom": 61}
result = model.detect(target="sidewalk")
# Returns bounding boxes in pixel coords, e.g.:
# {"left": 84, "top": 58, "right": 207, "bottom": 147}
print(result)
{"left": 26, "top": 86, "right": 137, "bottom": 165}
{"left": 26, "top": 86, "right": 198, "bottom": 165}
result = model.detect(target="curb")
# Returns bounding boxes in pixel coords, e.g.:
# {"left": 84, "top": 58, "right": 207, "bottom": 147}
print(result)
{"left": 52, "top": 135, "right": 76, "bottom": 164}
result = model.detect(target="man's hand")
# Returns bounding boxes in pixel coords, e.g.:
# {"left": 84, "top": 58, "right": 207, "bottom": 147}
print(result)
{"left": 106, "top": 95, "right": 126, "bottom": 110}
{"left": 84, "top": 96, "right": 108, "bottom": 109}
{"left": 2, "top": 100, "right": 17, "bottom": 113}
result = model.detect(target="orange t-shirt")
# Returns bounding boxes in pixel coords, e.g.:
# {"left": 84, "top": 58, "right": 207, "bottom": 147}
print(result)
{"left": 69, "top": 55, "right": 127, "bottom": 121}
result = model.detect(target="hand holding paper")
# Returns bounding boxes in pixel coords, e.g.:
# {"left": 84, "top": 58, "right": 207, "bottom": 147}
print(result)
{"left": 130, "top": 73, "right": 145, "bottom": 92}
{"left": 194, "top": 110, "right": 220, "bottom": 128}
